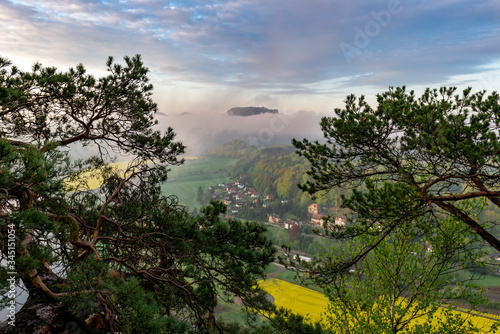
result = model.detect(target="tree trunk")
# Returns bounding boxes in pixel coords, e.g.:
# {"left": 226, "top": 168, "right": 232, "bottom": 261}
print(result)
{"left": 0, "top": 265, "right": 100, "bottom": 334}
{"left": 0, "top": 299, "right": 69, "bottom": 334}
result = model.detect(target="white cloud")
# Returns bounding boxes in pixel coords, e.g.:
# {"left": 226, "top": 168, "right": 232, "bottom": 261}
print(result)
{"left": 1, "top": 0, "right": 500, "bottom": 118}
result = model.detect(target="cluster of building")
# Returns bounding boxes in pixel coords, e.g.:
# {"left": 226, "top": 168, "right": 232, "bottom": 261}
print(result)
{"left": 214, "top": 177, "right": 347, "bottom": 230}
{"left": 308, "top": 203, "right": 346, "bottom": 228}
{"left": 266, "top": 203, "right": 346, "bottom": 230}
{"left": 215, "top": 176, "right": 274, "bottom": 214}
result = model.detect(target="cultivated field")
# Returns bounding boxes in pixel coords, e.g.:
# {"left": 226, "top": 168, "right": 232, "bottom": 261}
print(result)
{"left": 259, "top": 278, "right": 327, "bottom": 322}
{"left": 161, "top": 157, "right": 237, "bottom": 208}
{"left": 64, "top": 157, "right": 235, "bottom": 209}
{"left": 64, "top": 160, "right": 134, "bottom": 190}
{"left": 258, "top": 278, "right": 500, "bottom": 332}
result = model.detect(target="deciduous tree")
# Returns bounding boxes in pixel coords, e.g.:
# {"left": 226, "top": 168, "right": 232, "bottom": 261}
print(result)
{"left": 320, "top": 214, "right": 493, "bottom": 333}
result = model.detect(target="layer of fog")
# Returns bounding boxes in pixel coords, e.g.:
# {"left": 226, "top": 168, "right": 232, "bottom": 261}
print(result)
{"left": 156, "top": 110, "right": 326, "bottom": 157}
{"left": 65, "top": 110, "right": 327, "bottom": 162}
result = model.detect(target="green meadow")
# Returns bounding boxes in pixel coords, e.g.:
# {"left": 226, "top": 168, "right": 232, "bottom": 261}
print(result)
{"left": 161, "top": 157, "right": 238, "bottom": 209}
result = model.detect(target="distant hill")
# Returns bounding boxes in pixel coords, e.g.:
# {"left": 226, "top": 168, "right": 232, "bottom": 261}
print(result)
{"left": 226, "top": 106, "right": 278, "bottom": 116}
{"left": 206, "top": 139, "right": 258, "bottom": 158}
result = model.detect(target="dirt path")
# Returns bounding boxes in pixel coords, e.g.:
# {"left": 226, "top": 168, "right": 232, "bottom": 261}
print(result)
{"left": 266, "top": 262, "right": 286, "bottom": 278}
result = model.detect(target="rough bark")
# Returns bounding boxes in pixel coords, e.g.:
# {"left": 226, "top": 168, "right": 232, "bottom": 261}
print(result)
{"left": 0, "top": 265, "right": 103, "bottom": 334}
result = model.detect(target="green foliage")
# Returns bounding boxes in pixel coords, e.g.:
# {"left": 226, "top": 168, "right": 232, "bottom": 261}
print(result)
{"left": 291, "top": 86, "right": 500, "bottom": 333}
{"left": 0, "top": 54, "right": 184, "bottom": 165}
{"left": 293, "top": 86, "right": 500, "bottom": 251}
{"left": 265, "top": 225, "right": 336, "bottom": 257}
{"left": 67, "top": 171, "right": 276, "bottom": 331}
{"left": 237, "top": 146, "right": 308, "bottom": 205}
{"left": 227, "top": 145, "right": 348, "bottom": 221}
{"left": 63, "top": 255, "right": 190, "bottom": 333}
{"left": 319, "top": 216, "right": 491, "bottom": 333}
{"left": 206, "top": 139, "right": 258, "bottom": 159}
{"left": 265, "top": 307, "right": 327, "bottom": 334}
{"left": 111, "top": 278, "right": 190, "bottom": 334}
{"left": 62, "top": 255, "right": 108, "bottom": 314}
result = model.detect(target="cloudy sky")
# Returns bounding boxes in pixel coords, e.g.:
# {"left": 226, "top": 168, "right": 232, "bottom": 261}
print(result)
{"left": 2, "top": 0, "right": 500, "bottom": 152}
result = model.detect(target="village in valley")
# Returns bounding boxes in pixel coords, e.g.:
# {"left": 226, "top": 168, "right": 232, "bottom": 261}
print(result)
{"left": 203, "top": 170, "right": 460, "bottom": 258}
{"left": 208, "top": 174, "right": 347, "bottom": 233}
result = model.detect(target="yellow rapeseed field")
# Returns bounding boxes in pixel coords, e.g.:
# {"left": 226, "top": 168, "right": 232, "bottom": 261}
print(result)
{"left": 259, "top": 278, "right": 328, "bottom": 323}
{"left": 258, "top": 278, "right": 499, "bottom": 332}
{"left": 64, "top": 160, "right": 134, "bottom": 191}
{"left": 64, "top": 157, "right": 199, "bottom": 190}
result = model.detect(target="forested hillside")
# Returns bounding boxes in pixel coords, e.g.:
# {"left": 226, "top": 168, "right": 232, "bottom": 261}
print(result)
{"left": 241, "top": 147, "right": 347, "bottom": 209}
{"left": 205, "top": 139, "right": 258, "bottom": 158}
{"left": 205, "top": 140, "right": 500, "bottom": 267}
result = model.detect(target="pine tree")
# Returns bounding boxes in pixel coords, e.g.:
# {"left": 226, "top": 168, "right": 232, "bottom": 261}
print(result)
{"left": 0, "top": 56, "right": 275, "bottom": 333}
